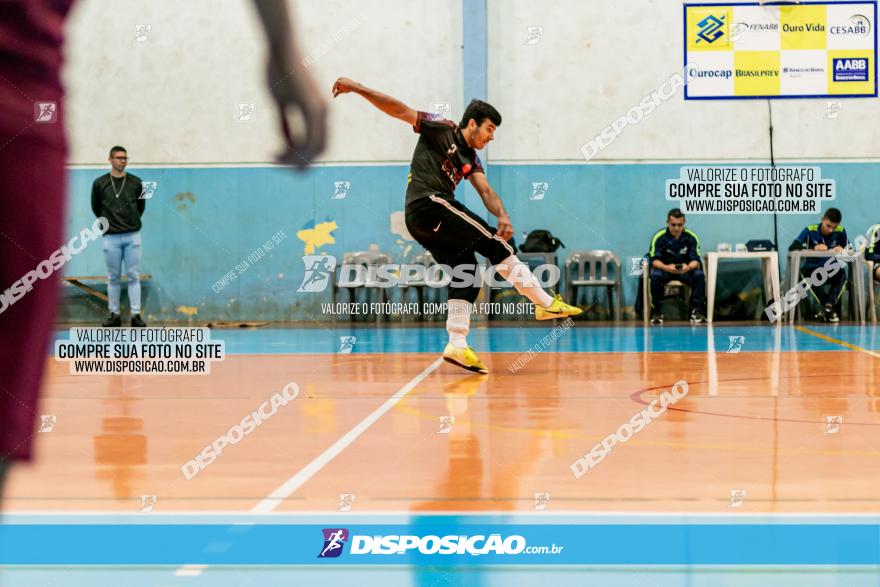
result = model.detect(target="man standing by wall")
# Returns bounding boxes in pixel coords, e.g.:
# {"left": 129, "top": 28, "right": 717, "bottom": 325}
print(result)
{"left": 91, "top": 146, "right": 147, "bottom": 327}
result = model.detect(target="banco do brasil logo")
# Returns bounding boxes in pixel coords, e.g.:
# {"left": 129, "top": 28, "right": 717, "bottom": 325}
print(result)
{"left": 696, "top": 14, "right": 725, "bottom": 44}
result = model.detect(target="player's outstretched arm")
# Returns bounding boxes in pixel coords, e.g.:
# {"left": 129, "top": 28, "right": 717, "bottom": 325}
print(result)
{"left": 252, "top": 0, "right": 327, "bottom": 168}
{"left": 469, "top": 172, "right": 513, "bottom": 241}
{"left": 332, "top": 78, "right": 417, "bottom": 126}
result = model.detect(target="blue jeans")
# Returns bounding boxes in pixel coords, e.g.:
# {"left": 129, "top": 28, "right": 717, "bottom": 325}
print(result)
{"left": 102, "top": 231, "right": 142, "bottom": 314}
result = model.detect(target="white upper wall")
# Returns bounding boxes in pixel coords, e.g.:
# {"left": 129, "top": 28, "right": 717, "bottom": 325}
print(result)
{"left": 487, "top": 0, "right": 880, "bottom": 162}
{"left": 63, "top": 0, "right": 462, "bottom": 164}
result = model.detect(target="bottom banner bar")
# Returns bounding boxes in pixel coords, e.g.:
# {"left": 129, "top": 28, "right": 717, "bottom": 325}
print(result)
{"left": 1, "top": 522, "right": 879, "bottom": 565}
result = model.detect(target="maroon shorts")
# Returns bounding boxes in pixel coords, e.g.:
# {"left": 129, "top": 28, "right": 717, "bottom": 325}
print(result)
{"left": 0, "top": 0, "right": 73, "bottom": 462}
{"left": 0, "top": 128, "right": 67, "bottom": 462}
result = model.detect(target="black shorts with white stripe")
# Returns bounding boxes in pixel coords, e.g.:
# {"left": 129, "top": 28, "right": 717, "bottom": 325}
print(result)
{"left": 405, "top": 195, "right": 515, "bottom": 303}
{"left": 405, "top": 195, "right": 514, "bottom": 265}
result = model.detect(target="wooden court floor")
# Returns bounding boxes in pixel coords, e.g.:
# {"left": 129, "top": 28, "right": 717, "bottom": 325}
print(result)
{"left": 6, "top": 324, "right": 880, "bottom": 514}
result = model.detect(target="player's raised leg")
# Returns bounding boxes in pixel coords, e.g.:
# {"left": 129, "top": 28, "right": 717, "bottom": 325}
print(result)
{"left": 462, "top": 152, "right": 580, "bottom": 321}
{"left": 492, "top": 255, "right": 582, "bottom": 321}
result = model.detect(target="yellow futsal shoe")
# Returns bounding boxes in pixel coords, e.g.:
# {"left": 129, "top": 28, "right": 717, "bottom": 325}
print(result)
{"left": 535, "top": 293, "right": 583, "bottom": 321}
{"left": 442, "top": 343, "right": 489, "bottom": 374}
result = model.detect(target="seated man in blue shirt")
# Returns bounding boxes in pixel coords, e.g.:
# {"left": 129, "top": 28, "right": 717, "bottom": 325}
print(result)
{"left": 789, "top": 207, "right": 847, "bottom": 323}
{"left": 648, "top": 208, "right": 706, "bottom": 325}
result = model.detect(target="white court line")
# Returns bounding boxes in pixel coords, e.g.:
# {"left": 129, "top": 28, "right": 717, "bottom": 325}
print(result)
{"left": 250, "top": 358, "right": 444, "bottom": 514}
{"left": 164, "top": 357, "right": 442, "bottom": 577}
{"left": 174, "top": 564, "right": 208, "bottom": 577}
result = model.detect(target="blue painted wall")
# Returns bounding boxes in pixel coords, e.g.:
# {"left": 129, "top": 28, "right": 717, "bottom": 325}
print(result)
{"left": 60, "top": 162, "right": 879, "bottom": 322}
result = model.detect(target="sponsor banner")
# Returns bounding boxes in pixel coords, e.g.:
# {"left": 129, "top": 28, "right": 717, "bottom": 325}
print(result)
{"left": 685, "top": 1, "right": 877, "bottom": 99}
{"left": 5, "top": 521, "right": 880, "bottom": 565}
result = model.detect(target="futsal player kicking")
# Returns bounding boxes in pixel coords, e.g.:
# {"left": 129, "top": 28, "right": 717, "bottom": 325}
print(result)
{"left": 331, "top": 78, "right": 582, "bottom": 374}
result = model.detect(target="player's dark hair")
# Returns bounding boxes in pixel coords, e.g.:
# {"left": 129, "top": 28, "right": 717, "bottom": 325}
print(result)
{"left": 667, "top": 208, "right": 685, "bottom": 221}
{"left": 109, "top": 146, "right": 127, "bottom": 157}
{"left": 459, "top": 100, "right": 501, "bottom": 129}
{"left": 823, "top": 207, "right": 842, "bottom": 223}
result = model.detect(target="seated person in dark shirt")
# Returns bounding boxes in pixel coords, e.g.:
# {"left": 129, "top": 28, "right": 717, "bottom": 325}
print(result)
{"left": 788, "top": 207, "right": 847, "bottom": 323}
{"left": 648, "top": 208, "right": 706, "bottom": 325}
{"left": 867, "top": 224, "right": 880, "bottom": 282}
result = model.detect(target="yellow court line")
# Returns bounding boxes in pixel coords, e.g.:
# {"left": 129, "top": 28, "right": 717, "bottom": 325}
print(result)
{"left": 795, "top": 325, "right": 880, "bottom": 360}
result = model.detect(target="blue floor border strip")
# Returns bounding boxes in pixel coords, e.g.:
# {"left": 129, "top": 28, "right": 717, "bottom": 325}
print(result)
{"left": 3, "top": 517, "right": 880, "bottom": 565}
